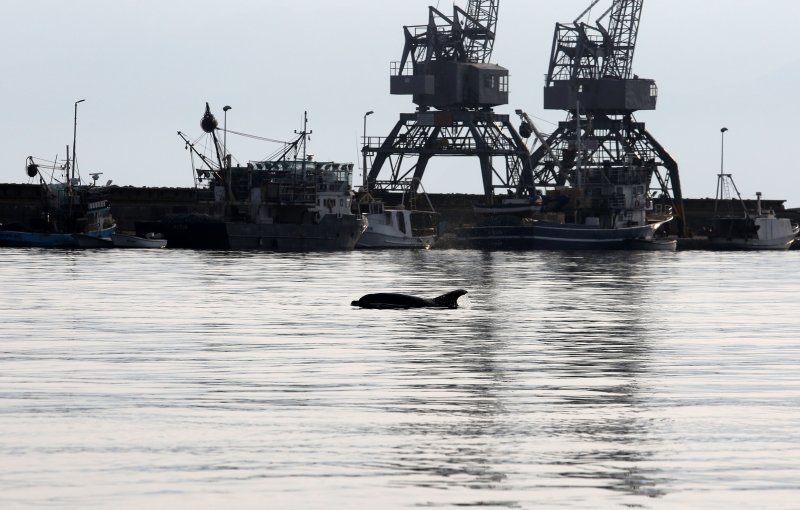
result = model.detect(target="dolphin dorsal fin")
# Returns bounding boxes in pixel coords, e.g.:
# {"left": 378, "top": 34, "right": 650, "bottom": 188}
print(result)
{"left": 431, "top": 289, "right": 468, "bottom": 309}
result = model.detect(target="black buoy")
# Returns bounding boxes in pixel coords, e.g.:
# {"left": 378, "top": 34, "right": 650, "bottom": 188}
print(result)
{"left": 519, "top": 121, "right": 533, "bottom": 139}
{"left": 200, "top": 102, "right": 218, "bottom": 133}
{"left": 26, "top": 163, "right": 39, "bottom": 178}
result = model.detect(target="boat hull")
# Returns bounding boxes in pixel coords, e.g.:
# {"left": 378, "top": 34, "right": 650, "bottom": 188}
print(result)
{"left": 356, "top": 231, "right": 434, "bottom": 249}
{"left": 0, "top": 227, "right": 115, "bottom": 249}
{"left": 139, "top": 215, "right": 366, "bottom": 251}
{"left": 710, "top": 236, "right": 795, "bottom": 251}
{"left": 455, "top": 221, "right": 665, "bottom": 250}
{"left": 0, "top": 231, "right": 79, "bottom": 248}
{"left": 626, "top": 238, "right": 678, "bottom": 251}
{"left": 111, "top": 233, "right": 167, "bottom": 249}
{"left": 226, "top": 215, "right": 366, "bottom": 251}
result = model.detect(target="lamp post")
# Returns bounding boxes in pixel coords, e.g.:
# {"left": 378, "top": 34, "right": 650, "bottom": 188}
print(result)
{"left": 363, "top": 110, "right": 374, "bottom": 189}
{"left": 716, "top": 127, "right": 729, "bottom": 216}
{"left": 72, "top": 99, "right": 85, "bottom": 186}
{"left": 720, "top": 127, "right": 728, "bottom": 174}
{"left": 223, "top": 105, "right": 232, "bottom": 167}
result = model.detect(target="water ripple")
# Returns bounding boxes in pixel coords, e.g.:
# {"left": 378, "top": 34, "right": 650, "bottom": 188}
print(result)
{"left": 1, "top": 249, "right": 799, "bottom": 509}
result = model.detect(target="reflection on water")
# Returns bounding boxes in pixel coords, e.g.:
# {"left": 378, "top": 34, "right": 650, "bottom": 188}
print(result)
{"left": 1, "top": 249, "right": 799, "bottom": 509}
{"left": 373, "top": 252, "right": 672, "bottom": 506}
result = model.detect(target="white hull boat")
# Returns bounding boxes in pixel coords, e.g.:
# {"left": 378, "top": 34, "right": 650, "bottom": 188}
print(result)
{"left": 356, "top": 199, "right": 438, "bottom": 249}
{"left": 112, "top": 233, "right": 167, "bottom": 249}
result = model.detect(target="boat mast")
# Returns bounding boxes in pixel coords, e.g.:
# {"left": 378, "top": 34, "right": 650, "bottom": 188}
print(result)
{"left": 295, "top": 111, "right": 312, "bottom": 193}
{"left": 296, "top": 111, "right": 311, "bottom": 164}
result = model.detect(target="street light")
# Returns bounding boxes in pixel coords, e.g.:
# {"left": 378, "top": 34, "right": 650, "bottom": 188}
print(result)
{"left": 223, "top": 105, "right": 232, "bottom": 167}
{"left": 715, "top": 127, "right": 729, "bottom": 217}
{"left": 720, "top": 127, "right": 728, "bottom": 176}
{"left": 72, "top": 99, "right": 86, "bottom": 185}
{"left": 363, "top": 110, "right": 374, "bottom": 189}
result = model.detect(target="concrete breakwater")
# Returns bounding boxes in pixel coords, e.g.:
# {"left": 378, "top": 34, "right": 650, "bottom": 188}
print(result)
{"left": 0, "top": 183, "right": 794, "bottom": 238}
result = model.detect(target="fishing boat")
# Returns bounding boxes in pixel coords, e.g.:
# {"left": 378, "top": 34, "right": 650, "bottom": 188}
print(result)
{"left": 455, "top": 163, "right": 674, "bottom": 250}
{"left": 457, "top": 216, "right": 672, "bottom": 250}
{"left": 0, "top": 103, "right": 116, "bottom": 248}
{"left": 137, "top": 104, "right": 366, "bottom": 250}
{"left": 356, "top": 188, "right": 439, "bottom": 249}
{"left": 0, "top": 179, "right": 116, "bottom": 249}
{"left": 708, "top": 174, "right": 797, "bottom": 251}
{"left": 454, "top": 112, "right": 675, "bottom": 250}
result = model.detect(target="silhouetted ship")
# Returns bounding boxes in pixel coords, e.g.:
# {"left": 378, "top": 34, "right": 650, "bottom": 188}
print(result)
{"left": 0, "top": 104, "right": 117, "bottom": 248}
{"left": 138, "top": 105, "right": 366, "bottom": 250}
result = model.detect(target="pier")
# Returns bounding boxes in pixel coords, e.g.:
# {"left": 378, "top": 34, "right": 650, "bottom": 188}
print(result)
{"left": 1, "top": 183, "right": 794, "bottom": 244}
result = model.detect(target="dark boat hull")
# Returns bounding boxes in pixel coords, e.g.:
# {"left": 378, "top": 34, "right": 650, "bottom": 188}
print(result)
{"left": 137, "top": 215, "right": 365, "bottom": 251}
{"left": 454, "top": 221, "right": 662, "bottom": 250}
{"left": 225, "top": 215, "right": 365, "bottom": 251}
{"left": 0, "top": 227, "right": 115, "bottom": 249}
{"left": 136, "top": 219, "right": 228, "bottom": 250}
{"left": 0, "top": 231, "right": 79, "bottom": 248}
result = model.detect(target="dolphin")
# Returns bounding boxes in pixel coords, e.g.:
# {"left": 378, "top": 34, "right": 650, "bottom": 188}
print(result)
{"left": 351, "top": 289, "right": 468, "bottom": 310}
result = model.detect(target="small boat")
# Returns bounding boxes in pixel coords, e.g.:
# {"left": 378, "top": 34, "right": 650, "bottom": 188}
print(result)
{"left": 112, "top": 232, "right": 167, "bottom": 249}
{"left": 709, "top": 174, "right": 797, "bottom": 251}
{"left": 356, "top": 190, "right": 439, "bottom": 249}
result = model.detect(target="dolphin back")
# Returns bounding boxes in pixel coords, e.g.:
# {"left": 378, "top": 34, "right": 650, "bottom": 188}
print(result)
{"left": 352, "top": 293, "right": 432, "bottom": 309}
{"left": 431, "top": 289, "right": 468, "bottom": 309}
{"left": 352, "top": 290, "right": 468, "bottom": 309}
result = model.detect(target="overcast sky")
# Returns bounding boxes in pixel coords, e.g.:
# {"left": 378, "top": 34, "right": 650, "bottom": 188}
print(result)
{"left": 3, "top": 0, "right": 799, "bottom": 206}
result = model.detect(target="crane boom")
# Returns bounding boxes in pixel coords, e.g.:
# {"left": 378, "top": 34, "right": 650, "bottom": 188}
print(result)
{"left": 599, "top": 0, "right": 644, "bottom": 79}
{"left": 463, "top": 0, "right": 499, "bottom": 64}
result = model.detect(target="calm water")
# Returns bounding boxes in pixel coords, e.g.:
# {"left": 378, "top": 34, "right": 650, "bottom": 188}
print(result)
{"left": 1, "top": 248, "right": 799, "bottom": 509}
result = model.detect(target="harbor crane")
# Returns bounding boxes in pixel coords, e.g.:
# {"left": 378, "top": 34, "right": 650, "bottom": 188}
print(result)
{"left": 523, "top": 0, "right": 686, "bottom": 234}
{"left": 363, "top": 0, "right": 532, "bottom": 198}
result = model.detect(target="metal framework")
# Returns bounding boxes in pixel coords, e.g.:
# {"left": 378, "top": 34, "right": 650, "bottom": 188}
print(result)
{"left": 367, "top": 0, "right": 531, "bottom": 196}
{"left": 546, "top": 0, "right": 642, "bottom": 84}
{"left": 395, "top": 0, "right": 499, "bottom": 74}
{"left": 531, "top": 0, "right": 687, "bottom": 234}
{"left": 366, "top": 111, "right": 530, "bottom": 195}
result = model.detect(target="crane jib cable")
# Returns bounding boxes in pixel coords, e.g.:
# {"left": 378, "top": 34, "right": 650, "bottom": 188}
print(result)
{"left": 220, "top": 128, "right": 289, "bottom": 145}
